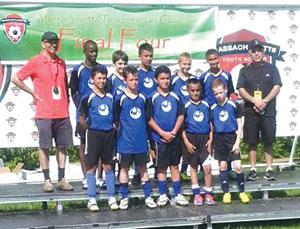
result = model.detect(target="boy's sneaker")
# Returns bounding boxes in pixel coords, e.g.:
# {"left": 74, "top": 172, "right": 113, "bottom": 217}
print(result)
{"left": 56, "top": 178, "right": 74, "bottom": 191}
{"left": 205, "top": 194, "right": 215, "bottom": 205}
{"left": 157, "top": 194, "right": 169, "bottom": 207}
{"left": 223, "top": 192, "right": 231, "bottom": 204}
{"left": 180, "top": 172, "right": 190, "bottom": 181}
{"left": 174, "top": 194, "right": 189, "bottom": 206}
{"left": 131, "top": 174, "right": 141, "bottom": 185}
{"left": 264, "top": 170, "right": 276, "bottom": 181}
{"left": 87, "top": 198, "right": 99, "bottom": 212}
{"left": 97, "top": 178, "right": 104, "bottom": 187}
{"left": 246, "top": 170, "right": 258, "bottom": 181}
{"left": 108, "top": 197, "right": 119, "bottom": 210}
{"left": 82, "top": 178, "right": 87, "bottom": 189}
{"left": 119, "top": 198, "right": 129, "bottom": 210}
{"left": 194, "top": 194, "right": 204, "bottom": 206}
{"left": 43, "top": 179, "right": 54, "bottom": 192}
{"left": 145, "top": 197, "right": 157, "bottom": 209}
{"left": 239, "top": 192, "right": 250, "bottom": 204}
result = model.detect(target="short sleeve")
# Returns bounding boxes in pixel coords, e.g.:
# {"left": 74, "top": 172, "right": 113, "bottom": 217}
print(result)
{"left": 236, "top": 102, "right": 243, "bottom": 118}
{"left": 177, "top": 100, "right": 185, "bottom": 116}
{"left": 79, "top": 96, "right": 89, "bottom": 116}
{"left": 16, "top": 59, "right": 36, "bottom": 81}
{"left": 146, "top": 97, "right": 154, "bottom": 122}
{"left": 69, "top": 69, "right": 79, "bottom": 92}
{"left": 236, "top": 67, "right": 246, "bottom": 90}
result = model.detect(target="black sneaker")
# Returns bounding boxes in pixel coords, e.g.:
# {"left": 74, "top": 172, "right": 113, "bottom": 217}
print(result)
{"left": 264, "top": 170, "right": 277, "bottom": 181}
{"left": 131, "top": 173, "right": 141, "bottom": 185}
{"left": 246, "top": 170, "right": 258, "bottom": 181}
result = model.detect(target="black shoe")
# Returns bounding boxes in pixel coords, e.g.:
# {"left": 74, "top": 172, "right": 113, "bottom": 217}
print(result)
{"left": 246, "top": 170, "right": 258, "bottom": 181}
{"left": 264, "top": 170, "right": 276, "bottom": 181}
{"left": 131, "top": 173, "right": 141, "bottom": 185}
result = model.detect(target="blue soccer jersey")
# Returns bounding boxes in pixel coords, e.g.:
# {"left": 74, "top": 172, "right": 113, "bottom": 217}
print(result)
{"left": 107, "top": 73, "right": 126, "bottom": 98}
{"left": 114, "top": 92, "right": 148, "bottom": 154}
{"left": 79, "top": 92, "right": 114, "bottom": 131}
{"left": 184, "top": 100, "right": 211, "bottom": 134}
{"left": 171, "top": 73, "right": 198, "bottom": 104}
{"left": 147, "top": 91, "right": 185, "bottom": 144}
{"left": 199, "top": 70, "right": 234, "bottom": 105}
{"left": 210, "top": 99, "right": 243, "bottom": 133}
{"left": 138, "top": 66, "right": 157, "bottom": 98}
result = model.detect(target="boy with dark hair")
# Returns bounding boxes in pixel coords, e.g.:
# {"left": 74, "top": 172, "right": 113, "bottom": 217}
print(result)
{"left": 182, "top": 78, "right": 214, "bottom": 206}
{"left": 210, "top": 79, "right": 250, "bottom": 204}
{"left": 70, "top": 40, "right": 107, "bottom": 189}
{"left": 114, "top": 65, "right": 157, "bottom": 210}
{"left": 79, "top": 65, "right": 118, "bottom": 212}
{"left": 147, "top": 65, "right": 189, "bottom": 207}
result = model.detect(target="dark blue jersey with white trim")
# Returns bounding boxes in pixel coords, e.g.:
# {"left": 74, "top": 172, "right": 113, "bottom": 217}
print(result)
{"left": 138, "top": 66, "right": 157, "bottom": 98}
{"left": 107, "top": 73, "right": 127, "bottom": 98}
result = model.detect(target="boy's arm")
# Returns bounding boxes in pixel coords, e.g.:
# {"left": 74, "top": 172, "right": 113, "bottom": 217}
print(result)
{"left": 171, "top": 100, "right": 185, "bottom": 135}
{"left": 182, "top": 130, "right": 195, "bottom": 154}
{"left": 113, "top": 96, "right": 121, "bottom": 127}
{"left": 206, "top": 122, "right": 213, "bottom": 154}
{"left": 79, "top": 97, "right": 89, "bottom": 134}
{"left": 69, "top": 70, "right": 79, "bottom": 108}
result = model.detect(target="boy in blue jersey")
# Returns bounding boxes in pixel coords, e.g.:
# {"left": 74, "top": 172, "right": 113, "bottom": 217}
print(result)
{"left": 147, "top": 65, "right": 189, "bottom": 207}
{"left": 114, "top": 66, "right": 157, "bottom": 210}
{"left": 70, "top": 40, "right": 107, "bottom": 189}
{"left": 79, "top": 66, "right": 118, "bottom": 212}
{"left": 210, "top": 79, "right": 250, "bottom": 204}
{"left": 182, "top": 78, "right": 214, "bottom": 206}
{"left": 107, "top": 50, "right": 128, "bottom": 97}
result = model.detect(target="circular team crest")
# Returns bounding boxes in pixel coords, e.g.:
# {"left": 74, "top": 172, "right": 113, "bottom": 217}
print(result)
{"left": 219, "top": 110, "right": 229, "bottom": 122}
{"left": 180, "top": 85, "right": 189, "bottom": 96}
{"left": 130, "top": 107, "right": 141, "bottom": 119}
{"left": 161, "top": 100, "right": 171, "bottom": 112}
{"left": 116, "top": 85, "right": 125, "bottom": 95}
{"left": 143, "top": 77, "right": 154, "bottom": 88}
{"left": 193, "top": 110, "right": 204, "bottom": 122}
{"left": 98, "top": 104, "right": 109, "bottom": 116}
{"left": 88, "top": 79, "right": 94, "bottom": 90}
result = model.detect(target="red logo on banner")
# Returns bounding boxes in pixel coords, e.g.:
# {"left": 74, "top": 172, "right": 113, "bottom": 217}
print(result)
{"left": 0, "top": 14, "right": 29, "bottom": 44}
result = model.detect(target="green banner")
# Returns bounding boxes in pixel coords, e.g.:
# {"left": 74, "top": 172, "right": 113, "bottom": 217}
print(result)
{"left": 0, "top": 4, "right": 216, "bottom": 62}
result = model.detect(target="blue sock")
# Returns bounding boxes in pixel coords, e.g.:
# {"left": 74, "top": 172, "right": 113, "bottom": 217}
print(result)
{"left": 192, "top": 188, "right": 200, "bottom": 196}
{"left": 158, "top": 180, "right": 167, "bottom": 195}
{"left": 236, "top": 172, "right": 245, "bottom": 192}
{"left": 172, "top": 181, "right": 181, "bottom": 197}
{"left": 120, "top": 183, "right": 128, "bottom": 199}
{"left": 219, "top": 170, "right": 229, "bottom": 193}
{"left": 142, "top": 181, "right": 151, "bottom": 198}
{"left": 105, "top": 170, "right": 115, "bottom": 198}
{"left": 227, "top": 162, "right": 232, "bottom": 172}
{"left": 86, "top": 173, "right": 96, "bottom": 199}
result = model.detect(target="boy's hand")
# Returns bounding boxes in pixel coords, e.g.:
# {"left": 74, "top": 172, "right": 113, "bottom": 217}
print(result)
{"left": 161, "top": 131, "right": 175, "bottom": 143}
{"left": 149, "top": 149, "right": 156, "bottom": 159}
{"left": 185, "top": 141, "right": 196, "bottom": 154}
{"left": 206, "top": 139, "right": 213, "bottom": 153}
{"left": 231, "top": 143, "right": 241, "bottom": 155}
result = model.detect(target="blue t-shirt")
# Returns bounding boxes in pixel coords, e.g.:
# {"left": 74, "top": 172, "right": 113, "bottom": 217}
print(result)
{"left": 114, "top": 92, "right": 148, "bottom": 154}
{"left": 107, "top": 73, "right": 126, "bottom": 98}
{"left": 138, "top": 66, "right": 157, "bottom": 98}
{"left": 210, "top": 99, "right": 243, "bottom": 133}
{"left": 147, "top": 91, "right": 185, "bottom": 144}
{"left": 199, "top": 70, "right": 234, "bottom": 105}
{"left": 184, "top": 100, "right": 211, "bottom": 134}
{"left": 79, "top": 92, "right": 114, "bottom": 131}
{"left": 171, "top": 73, "right": 198, "bottom": 104}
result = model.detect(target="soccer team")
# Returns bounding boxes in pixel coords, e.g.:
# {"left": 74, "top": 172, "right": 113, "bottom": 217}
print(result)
{"left": 12, "top": 31, "right": 282, "bottom": 212}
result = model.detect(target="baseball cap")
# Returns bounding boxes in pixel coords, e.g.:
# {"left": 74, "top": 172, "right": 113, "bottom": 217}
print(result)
{"left": 41, "top": 31, "right": 59, "bottom": 41}
{"left": 248, "top": 39, "right": 264, "bottom": 51}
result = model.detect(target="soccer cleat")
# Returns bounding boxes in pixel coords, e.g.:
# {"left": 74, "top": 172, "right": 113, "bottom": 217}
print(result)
{"left": 87, "top": 198, "right": 99, "bottom": 212}
{"left": 131, "top": 173, "right": 141, "bottom": 185}
{"left": 119, "top": 198, "right": 129, "bottom": 210}
{"left": 108, "top": 197, "right": 119, "bottom": 210}
{"left": 264, "top": 170, "right": 276, "bottom": 181}
{"left": 174, "top": 194, "right": 189, "bottom": 206}
{"left": 239, "top": 192, "right": 250, "bottom": 204}
{"left": 56, "top": 178, "right": 74, "bottom": 191}
{"left": 246, "top": 170, "right": 258, "bottom": 181}
{"left": 180, "top": 172, "right": 190, "bottom": 181}
{"left": 223, "top": 192, "right": 231, "bottom": 204}
{"left": 43, "top": 179, "right": 54, "bottom": 192}
{"left": 82, "top": 178, "right": 87, "bottom": 189}
{"left": 205, "top": 194, "right": 215, "bottom": 205}
{"left": 157, "top": 194, "right": 169, "bottom": 207}
{"left": 194, "top": 194, "right": 204, "bottom": 206}
{"left": 145, "top": 197, "right": 157, "bottom": 209}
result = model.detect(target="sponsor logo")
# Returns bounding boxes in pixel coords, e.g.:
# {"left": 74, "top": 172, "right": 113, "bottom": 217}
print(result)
{"left": 11, "top": 86, "right": 20, "bottom": 96}
{"left": 130, "top": 107, "right": 141, "bottom": 119}
{"left": 288, "top": 10, "right": 296, "bottom": 20}
{"left": 161, "top": 100, "right": 172, "bottom": 112}
{"left": 289, "top": 122, "right": 297, "bottom": 131}
{"left": 5, "top": 101, "right": 15, "bottom": 112}
{"left": 6, "top": 132, "right": 16, "bottom": 142}
{"left": 287, "top": 38, "right": 295, "bottom": 48}
{"left": 193, "top": 110, "right": 204, "bottom": 122}
{"left": 284, "top": 67, "right": 292, "bottom": 76}
{"left": 88, "top": 79, "right": 94, "bottom": 90}
{"left": 289, "top": 95, "right": 297, "bottom": 103}
{"left": 293, "top": 81, "right": 300, "bottom": 90}
{"left": 98, "top": 104, "right": 109, "bottom": 116}
{"left": 290, "top": 108, "right": 298, "bottom": 117}
{"left": 31, "top": 131, "right": 39, "bottom": 141}
{"left": 6, "top": 117, "right": 17, "bottom": 127}
{"left": 219, "top": 110, "right": 229, "bottom": 122}
{"left": 180, "top": 85, "right": 189, "bottom": 96}
{"left": 143, "top": 77, "right": 154, "bottom": 88}
{"left": 29, "top": 102, "right": 36, "bottom": 111}
{"left": 267, "top": 11, "right": 276, "bottom": 20}
{"left": 116, "top": 85, "right": 125, "bottom": 95}
{"left": 227, "top": 10, "right": 235, "bottom": 20}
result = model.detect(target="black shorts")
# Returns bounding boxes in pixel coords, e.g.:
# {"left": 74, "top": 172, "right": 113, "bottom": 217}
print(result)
{"left": 120, "top": 153, "right": 148, "bottom": 167}
{"left": 85, "top": 129, "right": 116, "bottom": 167}
{"left": 243, "top": 114, "right": 276, "bottom": 145}
{"left": 182, "top": 133, "right": 210, "bottom": 169}
{"left": 154, "top": 137, "right": 182, "bottom": 168}
{"left": 35, "top": 118, "right": 73, "bottom": 149}
{"left": 213, "top": 133, "right": 241, "bottom": 162}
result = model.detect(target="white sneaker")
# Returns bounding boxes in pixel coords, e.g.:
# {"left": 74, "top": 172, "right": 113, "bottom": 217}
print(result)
{"left": 145, "top": 197, "right": 157, "bottom": 209}
{"left": 82, "top": 178, "right": 87, "bottom": 189}
{"left": 96, "top": 178, "right": 104, "bottom": 187}
{"left": 157, "top": 194, "right": 169, "bottom": 207}
{"left": 119, "top": 198, "right": 129, "bottom": 210}
{"left": 174, "top": 194, "right": 189, "bottom": 206}
{"left": 87, "top": 198, "right": 99, "bottom": 212}
{"left": 108, "top": 197, "right": 119, "bottom": 210}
